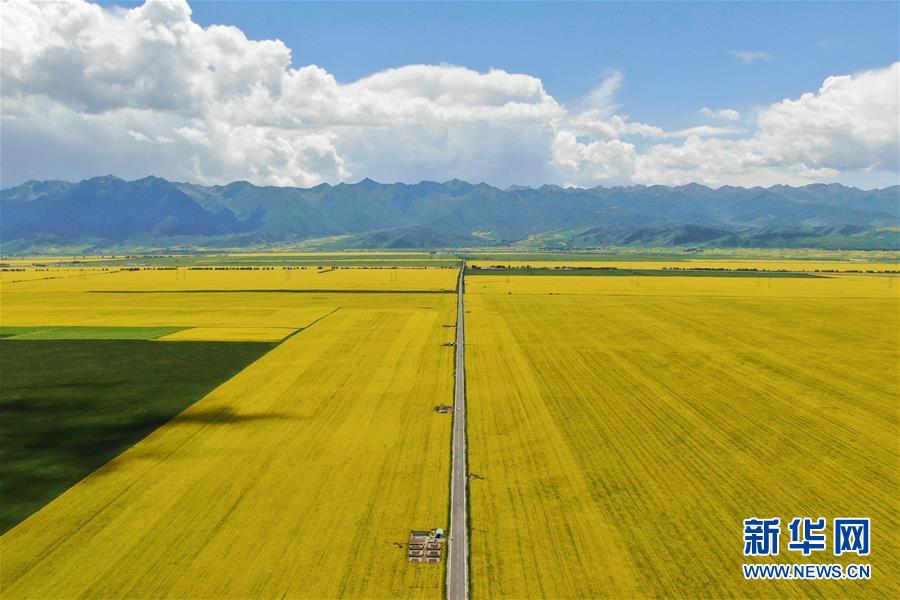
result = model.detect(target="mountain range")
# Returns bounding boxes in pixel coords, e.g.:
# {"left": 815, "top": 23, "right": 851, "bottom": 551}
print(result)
{"left": 1, "top": 175, "right": 898, "bottom": 252}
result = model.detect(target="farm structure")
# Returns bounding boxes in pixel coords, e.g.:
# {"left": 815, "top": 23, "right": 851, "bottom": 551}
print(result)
{"left": 407, "top": 529, "right": 445, "bottom": 563}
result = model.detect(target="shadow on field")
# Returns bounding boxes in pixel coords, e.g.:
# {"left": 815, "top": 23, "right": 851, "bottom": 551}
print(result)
{"left": 0, "top": 339, "right": 275, "bottom": 534}
{"left": 82, "top": 407, "right": 296, "bottom": 479}
{"left": 169, "top": 406, "right": 293, "bottom": 425}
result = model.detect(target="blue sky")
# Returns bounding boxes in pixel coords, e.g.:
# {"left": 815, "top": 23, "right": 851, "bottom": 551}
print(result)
{"left": 2, "top": 1, "right": 898, "bottom": 188}
{"left": 186, "top": 1, "right": 899, "bottom": 129}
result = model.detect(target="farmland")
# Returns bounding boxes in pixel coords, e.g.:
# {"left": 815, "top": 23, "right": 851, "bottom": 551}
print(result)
{"left": 0, "top": 267, "right": 455, "bottom": 332}
{"left": 1, "top": 266, "right": 457, "bottom": 598}
{"left": 466, "top": 272, "right": 898, "bottom": 598}
{"left": 1, "top": 253, "right": 898, "bottom": 599}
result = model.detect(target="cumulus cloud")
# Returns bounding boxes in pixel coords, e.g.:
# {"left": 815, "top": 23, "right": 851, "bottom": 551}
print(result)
{"left": 553, "top": 63, "right": 899, "bottom": 186}
{"left": 755, "top": 64, "right": 899, "bottom": 172}
{"left": 0, "top": 0, "right": 561, "bottom": 186}
{"left": 551, "top": 131, "right": 637, "bottom": 181}
{"left": 0, "top": 0, "right": 897, "bottom": 189}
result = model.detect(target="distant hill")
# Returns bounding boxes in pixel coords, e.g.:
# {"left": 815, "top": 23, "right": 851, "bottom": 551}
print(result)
{"left": 1, "top": 175, "right": 898, "bottom": 252}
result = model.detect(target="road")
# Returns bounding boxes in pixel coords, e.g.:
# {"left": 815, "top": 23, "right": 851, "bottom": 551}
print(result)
{"left": 447, "top": 259, "right": 469, "bottom": 600}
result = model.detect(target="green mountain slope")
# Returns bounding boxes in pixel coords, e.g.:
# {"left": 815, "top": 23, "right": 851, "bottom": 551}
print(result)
{"left": 2, "top": 176, "right": 897, "bottom": 251}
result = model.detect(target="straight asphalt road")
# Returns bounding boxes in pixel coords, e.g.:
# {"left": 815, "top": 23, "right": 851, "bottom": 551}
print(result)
{"left": 446, "top": 259, "right": 469, "bottom": 600}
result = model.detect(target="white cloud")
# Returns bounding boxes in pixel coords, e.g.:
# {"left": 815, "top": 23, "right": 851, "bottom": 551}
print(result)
{"left": 568, "top": 113, "right": 664, "bottom": 140}
{"left": 730, "top": 50, "right": 773, "bottom": 65}
{"left": 0, "top": 0, "right": 897, "bottom": 189}
{"left": 551, "top": 131, "right": 636, "bottom": 181}
{"left": 173, "top": 126, "right": 211, "bottom": 147}
{"left": 0, "top": 0, "right": 564, "bottom": 186}
{"left": 755, "top": 64, "right": 899, "bottom": 172}
{"left": 700, "top": 107, "right": 741, "bottom": 121}
{"left": 127, "top": 129, "right": 152, "bottom": 143}
{"left": 565, "top": 115, "right": 742, "bottom": 142}
{"left": 569, "top": 70, "right": 624, "bottom": 118}
{"left": 661, "top": 125, "right": 745, "bottom": 139}
{"left": 552, "top": 63, "right": 899, "bottom": 186}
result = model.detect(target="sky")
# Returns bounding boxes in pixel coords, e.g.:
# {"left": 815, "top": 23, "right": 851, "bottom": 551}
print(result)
{"left": 1, "top": 0, "right": 898, "bottom": 189}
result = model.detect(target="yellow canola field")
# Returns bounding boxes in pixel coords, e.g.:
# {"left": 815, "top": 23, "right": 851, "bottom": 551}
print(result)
{"left": 1, "top": 266, "right": 458, "bottom": 292}
{"left": 467, "top": 259, "right": 899, "bottom": 272}
{"left": 156, "top": 327, "right": 297, "bottom": 342}
{"left": 467, "top": 272, "right": 899, "bottom": 299}
{"left": 0, "top": 288, "right": 335, "bottom": 329}
{"left": 1, "top": 298, "right": 455, "bottom": 598}
{"left": 0, "top": 269, "right": 118, "bottom": 283}
{"left": 0, "top": 268, "right": 457, "bottom": 329}
{"left": 466, "top": 274, "right": 899, "bottom": 598}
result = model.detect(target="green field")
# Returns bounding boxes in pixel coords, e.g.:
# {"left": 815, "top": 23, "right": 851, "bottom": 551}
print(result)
{"left": 0, "top": 326, "right": 186, "bottom": 340}
{"left": 0, "top": 328, "right": 40, "bottom": 339}
{"left": 0, "top": 339, "right": 274, "bottom": 533}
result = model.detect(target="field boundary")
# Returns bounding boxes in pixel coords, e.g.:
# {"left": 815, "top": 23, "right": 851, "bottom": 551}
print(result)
{"left": 280, "top": 307, "right": 342, "bottom": 343}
